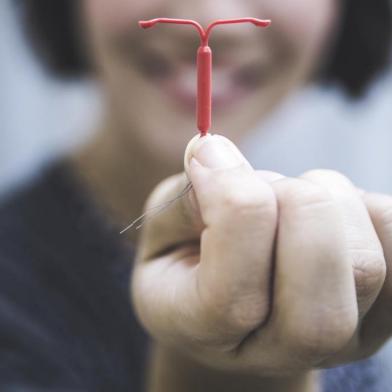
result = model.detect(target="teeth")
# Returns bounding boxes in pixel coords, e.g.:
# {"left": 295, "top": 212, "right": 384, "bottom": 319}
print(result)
{"left": 142, "top": 56, "right": 261, "bottom": 108}
{"left": 173, "top": 66, "right": 234, "bottom": 95}
{"left": 165, "top": 65, "right": 238, "bottom": 102}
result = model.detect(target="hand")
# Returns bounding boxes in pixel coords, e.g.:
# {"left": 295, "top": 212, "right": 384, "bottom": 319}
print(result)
{"left": 132, "top": 134, "right": 390, "bottom": 378}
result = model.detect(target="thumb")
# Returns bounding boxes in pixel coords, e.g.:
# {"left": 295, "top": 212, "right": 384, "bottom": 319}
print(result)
{"left": 184, "top": 133, "right": 252, "bottom": 175}
{"left": 135, "top": 133, "right": 278, "bottom": 346}
{"left": 184, "top": 135, "right": 278, "bottom": 329}
{"left": 138, "top": 134, "right": 253, "bottom": 260}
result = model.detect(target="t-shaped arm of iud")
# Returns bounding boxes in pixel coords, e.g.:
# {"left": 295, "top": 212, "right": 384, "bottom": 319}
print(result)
{"left": 139, "top": 18, "right": 271, "bottom": 136}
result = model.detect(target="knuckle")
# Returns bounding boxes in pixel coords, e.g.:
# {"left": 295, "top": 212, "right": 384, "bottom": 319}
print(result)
{"left": 353, "top": 249, "right": 386, "bottom": 299}
{"left": 201, "top": 285, "right": 268, "bottom": 335}
{"left": 216, "top": 179, "right": 276, "bottom": 221}
{"left": 225, "top": 297, "right": 269, "bottom": 333}
{"left": 278, "top": 178, "right": 334, "bottom": 212}
{"left": 288, "top": 310, "right": 357, "bottom": 362}
{"left": 376, "top": 201, "right": 392, "bottom": 231}
{"left": 302, "top": 169, "right": 352, "bottom": 186}
{"left": 222, "top": 189, "right": 261, "bottom": 211}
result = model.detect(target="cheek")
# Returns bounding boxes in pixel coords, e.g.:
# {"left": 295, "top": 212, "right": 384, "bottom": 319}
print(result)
{"left": 260, "top": 0, "right": 338, "bottom": 55}
{"left": 84, "top": 0, "right": 164, "bottom": 32}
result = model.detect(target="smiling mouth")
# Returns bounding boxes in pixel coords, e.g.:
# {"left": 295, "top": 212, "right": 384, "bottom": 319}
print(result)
{"left": 134, "top": 46, "right": 269, "bottom": 111}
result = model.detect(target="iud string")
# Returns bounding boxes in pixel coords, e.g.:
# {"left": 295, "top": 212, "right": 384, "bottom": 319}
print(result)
{"left": 120, "top": 181, "right": 193, "bottom": 233}
{"left": 121, "top": 17, "right": 271, "bottom": 234}
{"left": 139, "top": 18, "right": 271, "bottom": 136}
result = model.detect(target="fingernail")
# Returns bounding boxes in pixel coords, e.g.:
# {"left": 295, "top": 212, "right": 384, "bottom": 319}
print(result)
{"left": 191, "top": 135, "right": 243, "bottom": 169}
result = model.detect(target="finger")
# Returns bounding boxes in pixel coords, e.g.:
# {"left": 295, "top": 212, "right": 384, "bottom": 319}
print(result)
{"left": 186, "top": 134, "right": 278, "bottom": 337}
{"left": 136, "top": 172, "right": 202, "bottom": 261}
{"left": 301, "top": 170, "right": 386, "bottom": 319}
{"left": 134, "top": 134, "right": 278, "bottom": 350}
{"left": 247, "top": 177, "right": 358, "bottom": 368}
{"left": 359, "top": 192, "right": 392, "bottom": 352}
{"left": 139, "top": 136, "right": 267, "bottom": 260}
{"left": 256, "top": 170, "right": 286, "bottom": 184}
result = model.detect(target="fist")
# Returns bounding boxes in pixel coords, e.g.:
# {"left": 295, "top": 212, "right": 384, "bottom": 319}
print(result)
{"left": 132, "top": 134, "right": 391, "bottom": 376}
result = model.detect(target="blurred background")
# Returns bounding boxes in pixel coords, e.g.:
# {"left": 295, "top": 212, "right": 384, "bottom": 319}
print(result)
{"left": 0, "top": 0, "right": 100, "bottom": 197}
{"left": 1, "top": 0, "right": 392, "bottom": 382}
{"left": 1, "top": 0, "right": 391, "bottom": 200}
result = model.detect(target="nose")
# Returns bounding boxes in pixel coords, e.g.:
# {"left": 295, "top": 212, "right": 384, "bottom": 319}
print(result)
{"left": 168, "top": 0, "right": 266, "bottom": 51}
{"left": 172, "top": 0, "right": 253, "bottom": 29}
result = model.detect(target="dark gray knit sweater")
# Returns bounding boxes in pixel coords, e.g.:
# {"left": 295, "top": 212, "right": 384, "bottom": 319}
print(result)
{"left": 0, "top": 163, "right": 385, "bottom": 391}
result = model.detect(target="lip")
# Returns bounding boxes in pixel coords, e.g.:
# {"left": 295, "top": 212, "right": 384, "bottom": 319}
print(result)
{"left": 135, "top": 46, "right": 267, "bottom": 112}
{"left": 160, "top": 65, "right": 254, "bottom": 111}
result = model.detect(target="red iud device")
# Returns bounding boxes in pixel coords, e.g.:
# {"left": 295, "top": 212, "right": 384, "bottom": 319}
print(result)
{"left": 139, "top": 18, "right": 271, "bottom": 136}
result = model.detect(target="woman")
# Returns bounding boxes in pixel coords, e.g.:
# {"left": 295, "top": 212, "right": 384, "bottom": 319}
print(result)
{"left": 1, "top": 0, "right": 391, "bottom": 391}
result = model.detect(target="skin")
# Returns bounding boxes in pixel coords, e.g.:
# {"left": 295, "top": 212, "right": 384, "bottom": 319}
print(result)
{"left": 133, "top": 136, "right": 391, "bottom": 391}
{"left": 78, "top": 0, "right": 338, "bottom": 225}
{"left": 71, "top": 0, "right": 392, "bottom": 391}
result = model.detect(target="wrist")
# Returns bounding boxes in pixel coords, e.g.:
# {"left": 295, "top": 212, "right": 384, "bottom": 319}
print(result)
{"left": 147, "top": 344, "right": 320, "bottom": 392}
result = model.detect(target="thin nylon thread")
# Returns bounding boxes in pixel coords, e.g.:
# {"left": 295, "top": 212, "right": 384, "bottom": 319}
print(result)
{"left": 120, "top": 181, "right": 193, "bottom": 233}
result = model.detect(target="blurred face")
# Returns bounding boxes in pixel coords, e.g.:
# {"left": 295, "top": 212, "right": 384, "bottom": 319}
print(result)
{"left": 83, "top": 0, "right": 338, "bottom": 169}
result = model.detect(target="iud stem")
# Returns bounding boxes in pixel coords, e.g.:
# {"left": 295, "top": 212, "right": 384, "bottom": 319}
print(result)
{"left": 139, "top": 18, "right": 271, "bottom": 137}
{"left": 197, "top": 45, "right": 212, "bottom": 136}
